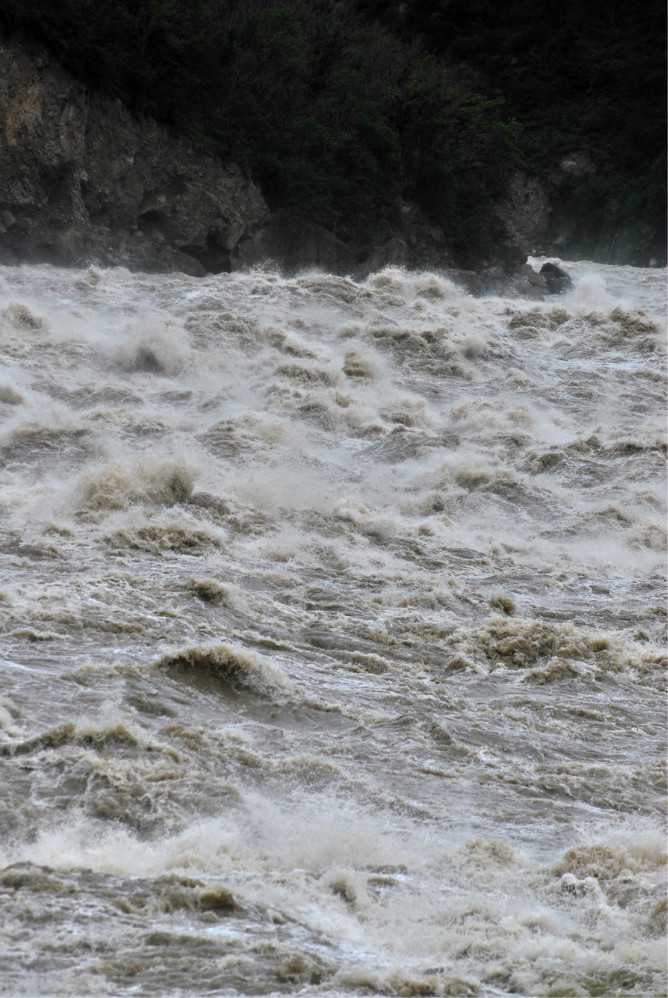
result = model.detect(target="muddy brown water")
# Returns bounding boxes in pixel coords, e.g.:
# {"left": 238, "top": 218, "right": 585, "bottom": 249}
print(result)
{"left": 0, "top": 259, "right": 666, "bottom": 996}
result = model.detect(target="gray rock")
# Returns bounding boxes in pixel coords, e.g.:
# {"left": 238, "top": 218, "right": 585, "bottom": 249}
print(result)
{"left": 0, "top": 38, "right": 269, "bottom": 273}
{"left": 508, "top": 263, "right": 550, "bottom": 298}
{"left": 540, "top": 262, "right": 573, "bottom": 293}
{"left": 495, "top": 170, "right": 552, "bottom": 251}
{"left": 442, "top": 269, "right": 484, "bottom": 295}
{"left": 358, "top": 237, "right": 409, "bottom": 275}
{"left": 233, "top": 217, "right": 355, "bottom": 274}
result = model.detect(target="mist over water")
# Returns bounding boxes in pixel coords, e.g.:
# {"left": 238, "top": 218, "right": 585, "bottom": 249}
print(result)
{"left": 0, "top": 259, "right": 665, "bottom": 997}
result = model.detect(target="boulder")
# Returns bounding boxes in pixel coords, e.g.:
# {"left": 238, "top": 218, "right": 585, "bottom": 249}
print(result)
{"left": 540, "top": 262, "right": 573, "bottom": 293}
{"left": 442, "top": 269, "right": 485, "bottom": 295}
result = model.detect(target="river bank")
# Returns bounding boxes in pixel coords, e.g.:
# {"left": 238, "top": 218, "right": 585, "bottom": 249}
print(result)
{"left": 1, "top": 34, "right": 663, "bottom": 292}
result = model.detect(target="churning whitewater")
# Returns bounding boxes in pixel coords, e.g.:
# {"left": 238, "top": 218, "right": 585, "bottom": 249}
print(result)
{"left": 0, "top": 259, "right": 665, "bottom": 997}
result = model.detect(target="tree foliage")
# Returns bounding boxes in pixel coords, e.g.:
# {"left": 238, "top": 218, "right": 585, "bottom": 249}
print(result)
{"left": 358, "top": 0, "right": 666, "bottom": 254}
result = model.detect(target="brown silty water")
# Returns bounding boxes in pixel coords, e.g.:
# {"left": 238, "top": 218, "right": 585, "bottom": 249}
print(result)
{"left": 0, "top": 259, "right": 666, "bottom": 997}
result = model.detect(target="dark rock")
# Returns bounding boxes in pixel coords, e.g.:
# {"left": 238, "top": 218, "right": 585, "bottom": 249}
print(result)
{"left": 356, "top": 199, "right": 458, "bottom": 276}
{"left": 525, "top": 266, "right": 550, "bottom": 291}
{"left": 474, "top": 260, "right": 556, "bottom": 299}
{"left": 495, "top": 170, "right": 552, "bottom": 252}
{"left": 233, "top": 217, "right": 355, "bottom": 274}
{"left": 442, "top": 269, "right": 484, "bottom": 295}
{"left": 507, "top": 263, "right": 550, "bottom": 298}
{"left": 540, "top": 262, "right": 573, "bottom": 293}
{"left": 358, "top": 237, "right": 410, "bottom": 274}
{"left": 0, "top": 37, "right": 269, "bottom": 274}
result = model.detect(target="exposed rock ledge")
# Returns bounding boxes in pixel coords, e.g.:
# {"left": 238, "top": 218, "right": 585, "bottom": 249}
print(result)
{"left": 0, "top": 35, "right": 574, "bottom": 297}
{"left": 0, "top": 37, "right": 270, "bottom": 276}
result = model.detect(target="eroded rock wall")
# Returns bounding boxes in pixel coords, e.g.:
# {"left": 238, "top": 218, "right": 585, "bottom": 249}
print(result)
{"left": 495, "top": 159, "right": 665, "bottom": 267}
{"left": 0, "top": 37, "right": 270, "bottom": 274}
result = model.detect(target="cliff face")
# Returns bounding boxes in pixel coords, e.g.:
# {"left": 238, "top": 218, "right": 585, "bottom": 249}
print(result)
{"left": 0, "top": 37, "right": 461, "bottom": 278}
{"left": 3, "top": 36, "right": 653, "bottom": 283}
{"left": 496, "top": 161, "right": 666, "bottom": 267}
{"left": 0, "top": 38, "right": 270, "bottom": 275}
{"left": 0, "top": 36, "right": 536, "bottom": 282}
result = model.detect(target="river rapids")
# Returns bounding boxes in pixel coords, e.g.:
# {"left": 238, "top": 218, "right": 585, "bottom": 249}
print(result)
{"left": 0, "top": 259, "right": 666, "bottom": 997}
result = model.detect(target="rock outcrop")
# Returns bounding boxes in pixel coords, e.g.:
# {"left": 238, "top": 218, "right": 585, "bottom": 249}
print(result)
{"left": 0, "top": 37, "right": 270, "bottom": 275}
{"left": 0, "top": 35, "right": 581, "bottom": 291}
{"left": 235, "top": 216, "right": 356, "bottom": 274}
{"left": 539, "top": 262, "right": 573, "bottom": 294}
{"left": 496, "top": 159, "right": 665, "bottom": 267}
{"left": 494, "top": 170, "right": 553, "bottom": 253}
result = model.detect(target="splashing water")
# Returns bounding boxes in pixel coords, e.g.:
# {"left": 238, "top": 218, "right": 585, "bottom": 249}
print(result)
{"left": 0, "top": 259, "right": 666, "bottom": 997}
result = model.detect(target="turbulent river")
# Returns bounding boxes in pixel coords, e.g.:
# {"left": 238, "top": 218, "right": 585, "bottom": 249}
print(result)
{"left": 0, "top": 259, "right": 665, "bottom": 998}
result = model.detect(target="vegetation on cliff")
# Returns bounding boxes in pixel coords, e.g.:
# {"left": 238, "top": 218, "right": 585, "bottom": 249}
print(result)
{"left": 360, "top": 0, "right": 666, "bottom": 260}
{"left": 1, "top": 0, "right": 665, "bottom": 264}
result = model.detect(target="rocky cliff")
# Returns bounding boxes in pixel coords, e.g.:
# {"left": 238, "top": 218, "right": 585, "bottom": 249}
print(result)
{"left": 495, "top": 159, "right": 665, "bottom": 267}
{"left": 0, "top": 37, "right": 270, "bottom": 275}
{"left": 0, "top": 35, "right": 583, "bottom": 292}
